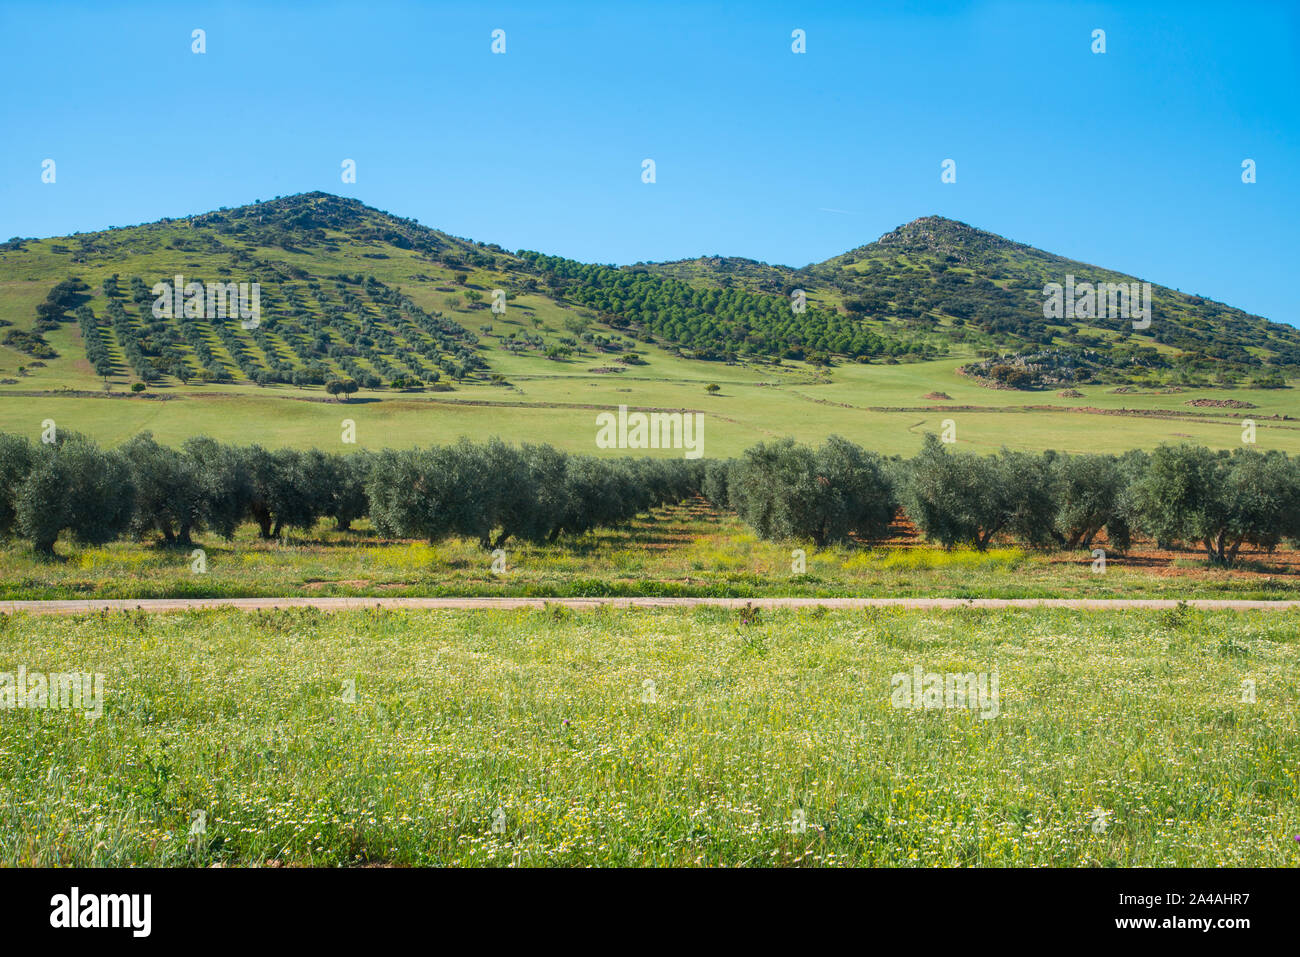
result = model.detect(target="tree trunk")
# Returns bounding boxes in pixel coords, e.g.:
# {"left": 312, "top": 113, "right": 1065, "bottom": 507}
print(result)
{"left": 252, "top": 505, "right": 273, "bottom": 539}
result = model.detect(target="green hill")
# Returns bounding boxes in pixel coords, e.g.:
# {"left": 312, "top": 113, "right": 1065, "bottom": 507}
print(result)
{"left": 646, "top": 215, "right": 1298, "bottom": 385}
{"left": 0, "top": 193, "right": 1295, "bottom": 456}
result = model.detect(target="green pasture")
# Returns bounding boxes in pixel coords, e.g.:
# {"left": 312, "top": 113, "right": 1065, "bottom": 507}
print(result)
{"left": 1, "top": 605, "right": 1294, "bottom": 866}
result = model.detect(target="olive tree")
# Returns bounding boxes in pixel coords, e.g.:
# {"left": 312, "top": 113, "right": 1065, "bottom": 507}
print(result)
{"left": 1053, "top": 453, "right": 1132, "bottom": 550}
{"left": 1128, "top": 444, "right": 1300, "bottom": 565}
{"left": 182, "top": 436, "right": 253, "bottom": 540}
{"left": 16, "top": 436, "right": 135, "bottom": 556}
{"left": 729, "top": 436, "right": 895, "bottom": 546}
{"left": 120, "top": 431, "right": 206, "bottom": 544}
{"left": 243, "top": 446, "right": 328, "bottom": 539}
{"left": 902, "top": 436, "right": 1056, "bottom": 550}
{"left": 0, "top": 433, "right": 35, "bottom": 538}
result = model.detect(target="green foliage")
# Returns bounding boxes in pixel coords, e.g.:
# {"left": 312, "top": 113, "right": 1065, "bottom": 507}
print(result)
{"left": 701, "top": 459, "right": 731, "bottom": 509}
{"left": 729, "top": 436, "right": 896, "bottom": 546}
{"left": 367, "top": 440, "right": 700, "bottom": 548}
{"left": 15, "top": 434, "right": 135, "bottom": 555}
{"left": 812, "top": 216, "right": 1300, "bottom": 376}
{"left": 120, "top": 432, "right": 206, "bottom": 544}
{"left": 5, "top": 425, "right": 1300, "bottom": 569}
{"left": 1129, "top": 445, "right": 1300, "bottom": 564}
{"left": 181, "top": 436, "right": 254, "bottom": 540}
{"left": 902, "top": 435, "right": 1057, "bottom": 549}
{"left": 516, "top": 251, "right": 899, "bottom": 362}
{"left": 1053, "top": 453, "right": 1132, "bottom": 550}
{"left": 242, "top": 446, "right": 331, "bottom": 539}
{"left": 4, "top": 194, "right": 1297, "bottom": 406}
{"left": 1, "top": 328, "right": 57, "bottom": 358}
{"left": 0, "top": 433, "right": 36, "bottom": 537}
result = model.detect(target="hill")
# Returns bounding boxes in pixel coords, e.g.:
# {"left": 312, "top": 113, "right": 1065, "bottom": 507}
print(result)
{"left": 647, "top": 215, "right": 1298, "bottom": 385}
{"left": 0, "top": 193, "right": 1295, "bottom": 457}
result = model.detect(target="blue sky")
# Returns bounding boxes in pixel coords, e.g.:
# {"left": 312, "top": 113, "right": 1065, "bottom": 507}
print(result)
{"left": 1, "top": 0, "right": 1297, "bottom": 323}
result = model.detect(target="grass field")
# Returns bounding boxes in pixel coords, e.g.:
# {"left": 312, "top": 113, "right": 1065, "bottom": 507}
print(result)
{"left": 4, "top": 501, "right": 1300, "bottom": 601}
{"left": 1, "top": 357, "right": 1294, "bottom": 458}
{"left": 1, "top": 605, "right": 1295, "bottom": 867}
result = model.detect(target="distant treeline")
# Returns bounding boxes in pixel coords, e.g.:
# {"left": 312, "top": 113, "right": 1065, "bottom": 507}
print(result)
{"left": 1, "top": 432, "right": 1296, "bottom": 567}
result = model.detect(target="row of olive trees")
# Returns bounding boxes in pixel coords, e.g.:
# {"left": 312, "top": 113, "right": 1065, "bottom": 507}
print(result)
{"left": 0, "top": 431, "right": 372, "bottom": 555}
{"left": 0, "top": 432, "right": 702, "bottom": 557}
{"left": 5, "top": 429, "right": 1295, "bottom": 566}
{"left": 705, "top": 434, "right": 1300, "bottom": 566}
{"left": 367, "top": 441, "right": 700, "bottom": 547}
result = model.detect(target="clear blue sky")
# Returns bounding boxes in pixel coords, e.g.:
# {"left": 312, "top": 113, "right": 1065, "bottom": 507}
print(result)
{"left": 1, "top": 0, "right": 1296, "bottom": 323}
